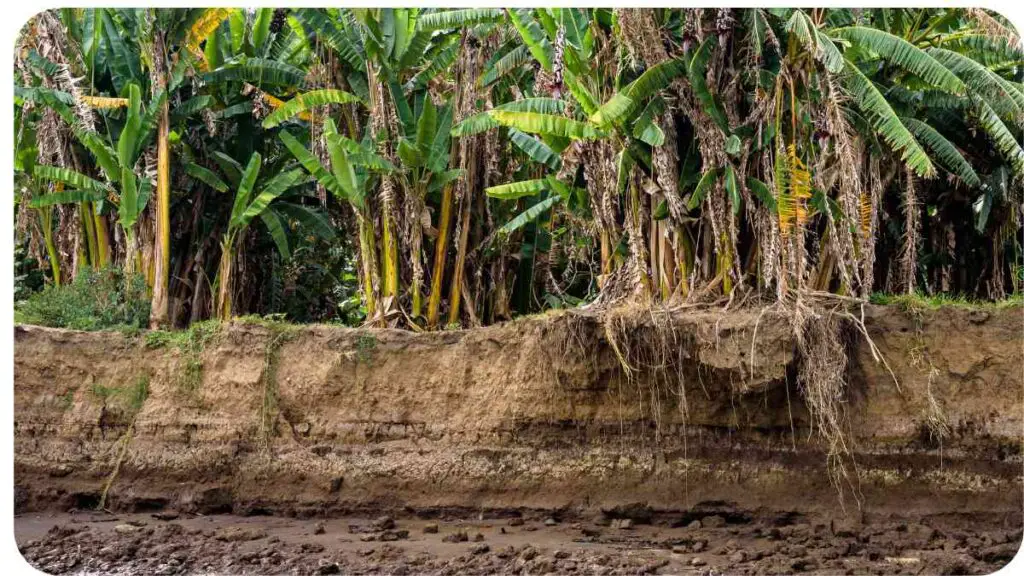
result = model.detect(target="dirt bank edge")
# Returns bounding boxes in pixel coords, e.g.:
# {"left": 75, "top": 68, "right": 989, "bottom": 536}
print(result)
{"left": 13, "top": 304, "right": 1023, "bottom": 518}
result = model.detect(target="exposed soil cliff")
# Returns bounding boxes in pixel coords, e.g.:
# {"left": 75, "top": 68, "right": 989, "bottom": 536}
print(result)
{"left": 14, "top": 304, "right": 1022, "bottom": 521}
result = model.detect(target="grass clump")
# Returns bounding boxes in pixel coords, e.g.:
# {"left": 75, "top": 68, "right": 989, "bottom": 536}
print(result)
{"left": 256, "top": 322, "right": 297, "bottom": 451}
{"left": 870, "top": 291, "right": 1024, "bottom": 311}
{"left": 355, "top": 334, "right": 377, "bottom": 364}
{"left": 146, "top": 320, "right": 221, "bottom": 396}
{"left": 15, "top": 268, "right": 149, "bottom": 331}
{"left": 91, "top": 374, "right": 150, "bottom": 415}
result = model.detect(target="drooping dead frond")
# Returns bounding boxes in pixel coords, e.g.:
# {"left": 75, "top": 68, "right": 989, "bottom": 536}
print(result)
{"left": 900, "top": 167, "right": 920, "bottom": 294}
{"left": 243, "top": 83, "right": 311, "bottom": 122}
{"left": 966, "top": 8, "right": 1020, "bottom": 44}
{"left": 186, "top": 8, "right": 234, "bottom": 70}
{"left": 779, "top": 144, "right": 811, "bottom": 238}
{"left": 81, "top": 95, "right": 129, "bottom": 109}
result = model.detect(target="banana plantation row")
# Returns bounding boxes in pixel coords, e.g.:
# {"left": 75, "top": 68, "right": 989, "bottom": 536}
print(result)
{"left": 14, "top": 8, "right": 1024, "bottom": 329}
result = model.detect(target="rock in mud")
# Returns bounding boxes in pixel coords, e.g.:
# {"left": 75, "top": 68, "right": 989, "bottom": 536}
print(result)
{"left": 213, "top": 527, "right": 267, "bottom": 542}
{"left": 313, "top": 521, "right": 326, "bottom": 535}
{"left": 114, "top": 524, "right": 137, "bottom": 534}
{"left": 151, "top": 511, "right": 179, "bottom": 521}
{"left": 316, "top": 560, "right": 341, "bottom": 574}
{"left": 612, "top": 518, "right": 634, "bottom": 530}
{"left": 641, "top": 558, "right": 670, "bottom": 573}
{"left": 508, "top": 517, "right": 524, "bottom": 526}
{"left": 423, "top": 523, "right": 439, "bottom": 534}
{"left": 442, "top": 530, "right": 468, "bottom": 543}
{"left": 300, "top": 542, "right": 325, "bottom": 553}
{"left": 691, "top": 557, "right": 706, "bottom": 566}
{"left": 702, "top": 515, "right": 726, "bottom": 528}
{"left": 372, "top": 516, "right": 395, "bottom": 530}
{"left": 544, "top": 517, "right": 558, "bottom": 526}
{"left": 602, "top": 502, "right": 655, "bottom": 524}
{"left": 470, "top": 543, "right": 490, "bottom": 555}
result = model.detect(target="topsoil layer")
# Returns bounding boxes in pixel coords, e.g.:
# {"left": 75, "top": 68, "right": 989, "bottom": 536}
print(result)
{"left": 13, "top": 304, "right": 1024, "bottom": 574}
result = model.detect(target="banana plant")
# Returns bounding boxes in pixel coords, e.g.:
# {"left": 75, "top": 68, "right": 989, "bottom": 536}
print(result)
{"left": 29, "top": 83, "right": 161, "bottom": 278}
{"left": 391, "top": 97, "right": 461, "bottom": 318}
{"left": 279, "top": 119, "right": 395, "bottom": 318}
{"left": 195, "top": 151, "right": 334, "bottom": 319}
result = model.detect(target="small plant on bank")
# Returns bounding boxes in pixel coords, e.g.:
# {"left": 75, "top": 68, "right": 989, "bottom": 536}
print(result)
{"left": 97, "top": 373, "right": 150, "bottom": 510}
{"left": 870, "top": 291, "right": 1024, "bottom": 311}
{"left": 15, "top": 268, "right": 150, "bottom": 331}
{"left": 146, "top": 320, "right": 221, "bottom": 397}
{"left": 90, "top": 374, "right": 150, "bottom": 415}
{"left": 355, "top": 334, "right": 377, "bottom": 364}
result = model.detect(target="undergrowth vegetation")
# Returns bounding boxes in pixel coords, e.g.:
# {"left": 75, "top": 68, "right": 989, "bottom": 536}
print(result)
{"left": 15, "top": 268, "right": 150, "bottom": 331}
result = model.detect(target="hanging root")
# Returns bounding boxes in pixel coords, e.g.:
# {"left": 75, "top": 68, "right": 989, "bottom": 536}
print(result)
{"left": 558, "top": 302, "right": 690, "bottom": 441}
{"left": 908, "top": 339, "right": 950, "bottom": 445}
{"left": 98, "top": 423, "right": 134, "bottom": 511}
{"left": 791, "top": 302, "right": 862, "bottom": 511}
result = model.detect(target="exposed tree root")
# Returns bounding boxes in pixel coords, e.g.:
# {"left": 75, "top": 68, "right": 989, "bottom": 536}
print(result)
{"left": 99, "top": 423, "right": 134, "bottom": 511}
{"left": 558, "top": 294, "right": 902, "bottom": 510}
{"left": 790, "top": 300, "right": 863, "bottom": 511}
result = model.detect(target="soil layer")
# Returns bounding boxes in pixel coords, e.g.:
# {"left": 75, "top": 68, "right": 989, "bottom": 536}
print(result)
{"left": 13, "top": 304, "right": 1024, "bottom": 573}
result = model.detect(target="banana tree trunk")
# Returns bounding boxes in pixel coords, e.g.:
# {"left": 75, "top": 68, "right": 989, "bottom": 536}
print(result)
{"left": 427, "top": 183, "right": 454, "bottom": 328}
{"left": 447, "top": 190, "right": 472, "bottom": 326}
{"left": 214, "top": 234, "right": 235, "bottom": 321}
{"left": 356, "top": 209, "right": 378, "bottom": 318}
{"left": 366, "top": 59, "right": 400, "bottom": 317}
{"left": 675, "top": 225, "right": 691, "bottom": 298}
{"left": 93, "top": 209, "right": 110, "bottom": 268}
{"left": 149, "top": 34, "right": 171, "bottom": 329}
{"left": 123, "top": 228, "right": 138, "bottom": 276}
{"left": 599, "top": 229, "right": 611, "bottom": 289}
{"left": 661, "top": 224, "right": 676, "bottom": 300}
{"left": 381, "top": 180, "right": 399, "bottom": 302}
{"left": 39, "top": 207, "right": 60, "bottom": 286}
{"left": 80, "top": 202, "right": 98, "bottom": 268}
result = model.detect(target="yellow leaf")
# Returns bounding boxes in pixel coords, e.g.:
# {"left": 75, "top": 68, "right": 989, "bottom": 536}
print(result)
{"left": 186, "top": 8, "right": 233, "bottom": 54}
{"left": 81, "top": 95, "right": 129, "bottom": 109}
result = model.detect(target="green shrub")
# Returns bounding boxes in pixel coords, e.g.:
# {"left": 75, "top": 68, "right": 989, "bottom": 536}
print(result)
{"left": 15, "top": 268, "right": 150, "bottom": 331}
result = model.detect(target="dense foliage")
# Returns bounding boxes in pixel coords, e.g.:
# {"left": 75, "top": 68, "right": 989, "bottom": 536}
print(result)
{"left": 14, "top": 8, "right": 1024, "bottom": 329}
{"left": 15, "top": 268, "right": 150, "bottom": 331}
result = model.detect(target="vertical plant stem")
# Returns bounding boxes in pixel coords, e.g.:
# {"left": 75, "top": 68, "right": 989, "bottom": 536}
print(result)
{"left": 357, "top": 210, "right": 378, "bottom": 318}
{"left": 427, "top": 169, "right": 456, "bottom": 326}
{"left": 661, "top": 224, "right": 676, "bottom": 299}
{"left": 93, "top": 208, "right": 110, "bottom": 268}
{"left": 80, "top": 201, "right": 98, "bottom": 268}
{"left": 448, "top": 187, "right": 472, "bottom": 325}
{"left": 215, "top": 234, "right": 234, "bottom": 321}
{"left": 150, "top": 32, "right": 171, "bottom": 328}
{"left": 39, "top": 207, "right": 60, "bottom": 286}
{"left": 676, "top": 225, "right": 691, "bottom": 298}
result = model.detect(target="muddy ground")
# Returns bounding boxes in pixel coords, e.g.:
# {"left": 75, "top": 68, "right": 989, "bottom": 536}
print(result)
{"left": 16, "top": 506, "right": 1022, "bottom": 575}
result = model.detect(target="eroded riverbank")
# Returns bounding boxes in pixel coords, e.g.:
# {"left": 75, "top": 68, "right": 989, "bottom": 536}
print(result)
{"left": 13, "top": 304, "right": 1024, "bottom": 573}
